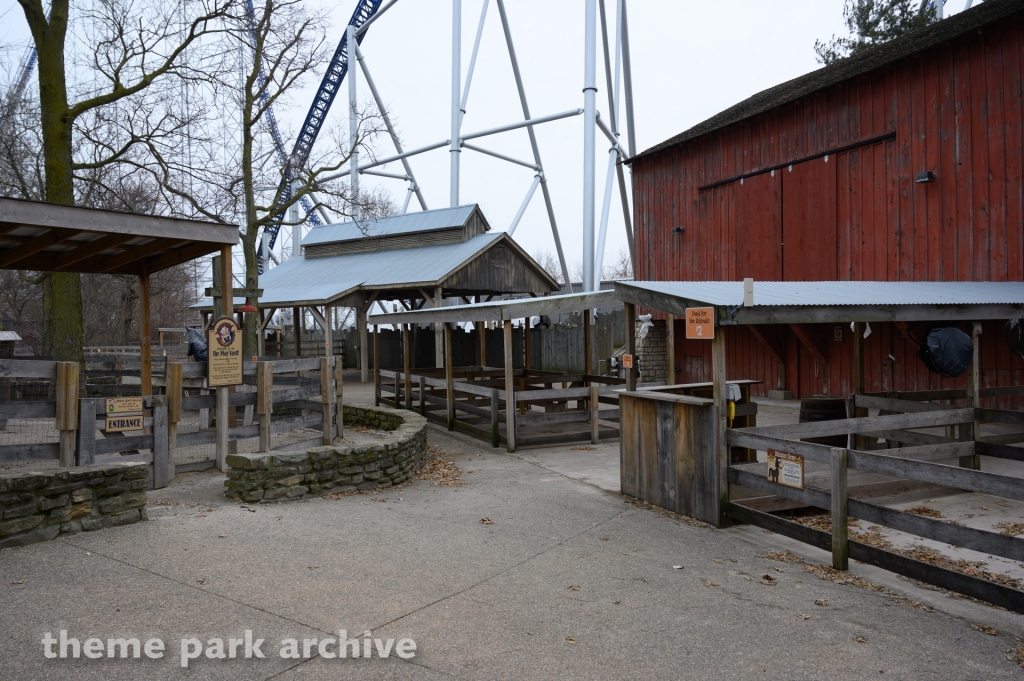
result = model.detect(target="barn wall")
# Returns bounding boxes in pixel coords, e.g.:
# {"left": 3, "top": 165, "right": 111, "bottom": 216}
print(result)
{"left": 633, "top": 14, "right": 1024, "bottom": 400}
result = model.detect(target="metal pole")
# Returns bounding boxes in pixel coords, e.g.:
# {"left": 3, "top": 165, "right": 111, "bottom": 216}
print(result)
{"left": 460, "top": 0, "right": 489, "bottom": 126}
{"left": 289, "top": 181, "right": 301, "bottom": 259}
{"left": 508, "top": 174, "right": 542, "bottom": 236}
{"left": 595, "top": 150, "right": 616, "bottom": 289}
{"left": 595, "top": 0, "right": 623, "bottom": 289}
{"left": 620, "top": 0, "right": 637, "bottom": 158}
{"left": 583, "top": 0, "right": 598, "bottom": 292}
{"left": 348, "top": 23, "right": 360, "bottom": 220}
{"left": 495, "top": 0, "right": 571, "bottom": 288}
{"left": 354, "top": 43, "right": 428, "bottom": 211}
{"left": 450, "top": 0, "right": 462, "bottom": 207}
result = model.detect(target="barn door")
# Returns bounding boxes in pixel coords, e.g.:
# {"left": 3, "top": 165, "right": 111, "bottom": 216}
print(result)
{"left": 782, "top": 157, "right": 837, "bottom": 281}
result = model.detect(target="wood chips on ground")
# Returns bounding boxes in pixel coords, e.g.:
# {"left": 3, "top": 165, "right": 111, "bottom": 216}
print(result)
{"left": 995, "top": 521, "right": 1024, "bottom": 537}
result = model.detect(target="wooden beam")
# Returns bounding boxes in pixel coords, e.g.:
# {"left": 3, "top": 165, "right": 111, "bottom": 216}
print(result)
{"left": 665, "top": 313, "right": 676, "bottom": 383}
{"left": 139, "top": 269, "right": 152, "bottom": 396}
{"left": 444, "top": 323, "right": 455, "bottom": 429}
{"left": 402, "top": 324, "right": 412, "bottom": 410}
{"left": 373, "top": 325, "right": 381, "bottom": 406}
{"left": 0, "top": 229, "right": 81, "bottom": 267}
{"left": 293, "top": 307, "right": 302, "bottom": 356}
{"left": 504, "top": 319, "right": 516, "bottom": 452}
{"left": 583, "top": 310, "right": 592, "bottom": 377}
{"left": 747, "top": 325, "right": 784, "bottom": 363}
{"left": 434, "top": 286, "right": 444, "bottom": 369}
{"left": 711, "top": 326, "right": 728, "bottom": 527}
{"left": 832, "top": 447, "right": 849, "bottom": 571}
{"left": 789, "top": 324, "right": 828, "bottom": 363}
{"left": 52, "top": 233, "right": 134, "bottom": 270}
{"left": 99, "top": 238, "right": 174, "bottom": 273}
{"left": 140, "top": 241, "right": 220, "bottom": 275}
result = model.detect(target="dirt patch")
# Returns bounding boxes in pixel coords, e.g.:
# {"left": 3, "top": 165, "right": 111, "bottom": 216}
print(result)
{"left": 418, "top": 446, "right": 467, "bottom": 487}
{"left": 760, "top": 550, "right": 804, "bottom": 563}
{"left": 995, "top": 521, "right": 1024, "bottom": 537}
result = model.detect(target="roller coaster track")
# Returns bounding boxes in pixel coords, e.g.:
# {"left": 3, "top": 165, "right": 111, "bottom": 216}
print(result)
{"left": 256, "top": 0, "right": 385, "bottom": 271}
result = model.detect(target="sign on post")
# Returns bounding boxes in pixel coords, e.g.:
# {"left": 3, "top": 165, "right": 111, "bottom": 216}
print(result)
{"left": 622, "top": 354, "right": 633, "bottom": 369}
{"left": 106, "top": 397, "right": 143, "bottom": 414}
{"left": 767, "top": 449, "right": 804, "bottom": 490}
{"left": 208, "top": 317, "right": 243, "bottom": 387}
{"left": 685, "top": 307, "right": 715, "bottom": 339}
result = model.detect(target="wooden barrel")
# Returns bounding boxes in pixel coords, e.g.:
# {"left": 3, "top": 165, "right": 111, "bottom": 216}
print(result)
{"left": 799, "top": 396, "right": 848, "bottom": 448}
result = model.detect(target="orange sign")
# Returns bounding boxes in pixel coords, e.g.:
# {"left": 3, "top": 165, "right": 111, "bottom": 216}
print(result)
{"left": 621, "top": 354, "right": 633, "bottom": 369}
{"left": 685, "top": 307, "right": 715, "bottom": 339}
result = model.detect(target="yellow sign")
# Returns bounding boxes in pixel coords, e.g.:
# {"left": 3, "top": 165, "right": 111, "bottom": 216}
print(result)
{"left": 105, "top": 397, "right": 143, "bottom": 414}
{"left": 106, "top": 415, "right": 143, "bottom": 432}
{"left": 208, "top": 317, "right": 243, "bottom": 387}
{"left": 767, "top": 449, "right": 804, "bottom": 490}
{"left": 685, "top": 307, "right": 715, "bottom": 339}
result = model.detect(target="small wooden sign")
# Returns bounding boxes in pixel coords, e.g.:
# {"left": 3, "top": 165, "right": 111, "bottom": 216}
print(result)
{"left": 767, "top": 449, "right": 804, "bottom": 490}
{"left": 105, "top": 415, "right": 143, "bottom": 432}
{"left": 208, "top": 317, "right": 243, "bottom": 387}
{"left": 105, "top": 397, "right": 143, "bottom": 414}
{"left": 685, "top": 307, "right": 715, "bottom": 339}
{"left": 622, "top": 354, "right": 634, "bottom": 369}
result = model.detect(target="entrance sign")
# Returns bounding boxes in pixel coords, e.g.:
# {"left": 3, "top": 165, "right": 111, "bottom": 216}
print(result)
{"left": 105, "top": 415, "right": 143, "bottom": 432}
{"left": 208, "top": 317, "right": 243, "bottom": 387}
{"left": 106, "top": 397, "right": 143, "bottom": 414}
{"left": 767, "top": 449, "right": 804, "bottom": 489}
{"left": 685, "top": 307, "right": 715, "bottom": 339}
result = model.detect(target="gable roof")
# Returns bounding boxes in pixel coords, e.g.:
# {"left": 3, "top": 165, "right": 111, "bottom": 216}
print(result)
{"left": 301, "top": 204, "right": 486, "bottom": 247}
{"left": 630, "top": 0, "right": 1024, "bottom": 163}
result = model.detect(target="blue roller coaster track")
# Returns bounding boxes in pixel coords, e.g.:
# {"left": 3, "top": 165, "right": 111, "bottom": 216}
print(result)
{"left": 256, "top": 0, "right": 385, "bottom": 272}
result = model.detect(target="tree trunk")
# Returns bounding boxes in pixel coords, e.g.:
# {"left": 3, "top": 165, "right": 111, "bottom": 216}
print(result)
{"left": 242, "top": 236, "right": 259, "bottom": 359}
{"left": 32, "top": 0, "right": 85, "bottom": 364}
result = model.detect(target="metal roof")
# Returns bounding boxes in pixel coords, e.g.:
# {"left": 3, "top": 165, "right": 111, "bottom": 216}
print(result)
{"left": 193, "top": 231, "right": 533, "bottom": 309}
{"left": 0, "top": 331, "right": 22, "bottom": 342}
{"left": 302, "top": 204, "right": 483, "bottom": 246}
{"left": 615, "top": 280, "right": 1024, "bottom": 325}
{"left": 369, "top": 290, "right": 620, "bottom": 326}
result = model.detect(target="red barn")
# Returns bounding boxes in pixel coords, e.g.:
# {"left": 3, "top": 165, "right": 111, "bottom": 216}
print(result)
{"left": 629, "top": 0, "right": 1024, "bottom": 403}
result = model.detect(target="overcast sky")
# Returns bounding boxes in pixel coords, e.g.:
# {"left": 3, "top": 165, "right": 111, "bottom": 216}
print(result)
{"left": 1, "top": 0, "right": 978, "bottom": 279}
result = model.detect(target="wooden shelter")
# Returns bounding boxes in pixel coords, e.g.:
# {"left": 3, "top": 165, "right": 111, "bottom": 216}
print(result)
{"left": 192, "top": 204, "right": 560, "bottom": 380}
{"left": 0, "top": 197, "right": 239, "bottom": 396}
{"left": 369, "top": 291, "right": 623, "bottom": 451}
{"left": 614, "top": 279, "right": 1024, "bottom": 611}
{"left": 627, "top": 0, "right": 1024, "bottom": 400}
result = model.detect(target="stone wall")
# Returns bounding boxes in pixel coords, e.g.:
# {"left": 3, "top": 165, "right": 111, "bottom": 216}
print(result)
{"left": 636, "top": 318, "right": 668, "bottom": 384}
{"left": 0, "top": 462, "right": 148, "bottom": 550}
{"left": 224, "top": 404, "right": 428, "bottom": 503}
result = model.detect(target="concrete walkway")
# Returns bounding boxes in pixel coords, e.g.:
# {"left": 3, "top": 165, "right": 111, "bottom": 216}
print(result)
{"left": 0, "top": 378, "right": 1022, "bottom": 679}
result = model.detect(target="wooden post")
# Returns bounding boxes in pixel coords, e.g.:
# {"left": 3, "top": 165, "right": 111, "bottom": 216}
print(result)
{"left": 152, "top": 396, "right": 169, "bottom": 489}
{"left": 75, "top": 398, "right": 96, "bottom": 466}
{"left": 503, "top": 319, "right": 516, "bottom": 452}
{"left": 335, "top": 357, "right": 344, "bottom": 439}
{"left": 624, "top": 302, "right": 636, "bottom": 391}
{"left": 584, "top": 309, "right": 592, "bottom": 377}
{"left": 478, "top": 320, "right": 487, "bottom": 368}
{"left": 324, "top": 307, "right": 334, "bottom": 357}
{"left": 963, "top": 322, "right": 983, "bottom": 469}
{"left": 373, "top": 325, "right": 381, "bottom": 406}
{"left": 139, "top": 269, "right": 152, "bottom": 397}
{"left": 216, "top": 246, "right": 233, "bottom": 472}
{"left": 711, "top": 326, "right": 728, "bottom": 527}
{"left": 321, "top": 356, "right": 335, "bottom": 444}
{"left": 849, "top": 322, "right": 867, "bottom": 450}
{"left": 419, "top": 376, "right": 426, "bottom": 416}
{"left": 831, "top": 447, "right": 849, "bottom": 571}
{"left": 445, "top": 322, "right": 455, "bottom": 430}
{"left": 434, "top": 286, "right": 444, "bottom": 368}
{"left": 257, "top": 361, "right": 273, "bottom": 452}
{"left": 490, "top": 388, "right": 500, "bottom": 447}
{"left": 394, "top": 371, "right": 401, "bottom": 409}
{"left": 524, "top": 315, "right": 532, "bottom": 371}
{"left": 166, "top": 362, "right": 182, "bottom": 479}
{"left": 257, "top": 309, "right": 266, "bottom": 357}
{"left": 293, "top": 307, "right": 302, "bottom": 357}
{"left": 56, "top": 361, "right": 79, "bottom": 467}
{"left": 590, "top": 383, "right": 599, "bottom": 444}
{"left": 358, "top": 302, "right": 369, "bottom": 383}
{"left": 665, "top": 313, "right": 675, "bottom": 385}
{"left": 403, "top": 324, "right": 412, "bottom": 410}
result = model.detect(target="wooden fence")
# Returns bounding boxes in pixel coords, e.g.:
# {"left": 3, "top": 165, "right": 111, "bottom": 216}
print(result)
{"left": 726, "top": 392, "right": 1024, "bottom": 613}
{"left": 0, "top": 356, "right": 344, "bottom": 487}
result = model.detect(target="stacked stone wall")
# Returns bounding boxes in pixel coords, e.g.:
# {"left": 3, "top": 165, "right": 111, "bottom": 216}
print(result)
{"left": 0, "top": 463, "right": 148, "bottom": 549}
{"left": 636, "top": 319, "right": 668, "bottom": 384}
{"left": 224, "top": 405, "right": 427, "bottom": 503}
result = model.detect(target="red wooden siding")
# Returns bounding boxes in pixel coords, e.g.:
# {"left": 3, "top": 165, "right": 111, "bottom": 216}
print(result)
{"left": 634, "top": 15, "right": 1024, "bottom": 401}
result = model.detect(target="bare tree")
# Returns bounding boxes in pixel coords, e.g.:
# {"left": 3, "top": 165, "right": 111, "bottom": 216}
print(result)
{"left": 12, "top": 0, "right": 235, "bottom": 362}
{"left": 533, "top": 250, "right": 565, "bottom": 285}
{"left": 602, "top": 247, "right": 633, "bottom": 281}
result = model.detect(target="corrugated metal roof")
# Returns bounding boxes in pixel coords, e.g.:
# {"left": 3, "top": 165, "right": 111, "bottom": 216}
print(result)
{"left": 193, "top": 232, "right": 506, "bottom": 308}
{"left": 302, "top": 204, "right": 482, "bottom": 247}
{"left": 0, "top": 330, "right": 22, "bottom": 342}
{"left": 618, "top": 280, "right": 1024, "bottom": 307}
